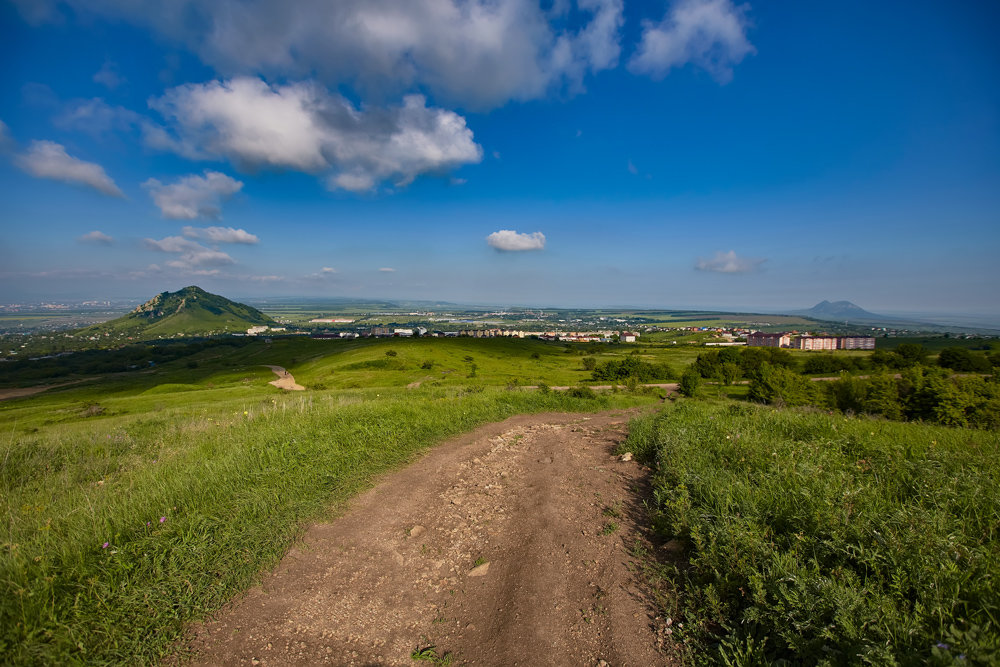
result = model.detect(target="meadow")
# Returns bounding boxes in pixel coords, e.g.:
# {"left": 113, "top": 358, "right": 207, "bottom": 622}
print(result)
{"left": 623, "top": 401, "right": 1000, "bottom": 665}
{"left": 4, "top": 332, "right": 998, "bottom": 664}
{"left": 2, "top": 334, "right": 681, "bottom": 663}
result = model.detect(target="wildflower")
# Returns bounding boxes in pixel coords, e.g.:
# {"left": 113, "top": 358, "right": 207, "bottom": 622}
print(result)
{"left": 936, "top": 643, "right": 949, "bottom": 650}
{"left": 146, "top": 522, "right": 151, "bottom": 527}
{"left": 244, "top": 411, "right": 249, "bottom": 416}
{"left": 160, "top": 516, "right": 166, "bottom": 523}
{"left": 102, "top": 542, "right": 109, "bottom": 549}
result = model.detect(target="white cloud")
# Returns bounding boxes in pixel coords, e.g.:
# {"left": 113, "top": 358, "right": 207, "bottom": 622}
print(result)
{"left": 143, "top": 235, "right": 236, "bottom": 269}
{"left": 379, "top": 267, "right": 396, "bottom": 272}
{"left": 23, "top": 0, "right": 624, "bottom": 110}
{"left": 93, "top": 61, "right": 125, "bottom": 89}
{"left": 14, "top": 140, "right": 124, "bottom": 197}
{"left": 55, "top": 98, "right": 142, "bottom": 135}
{"left": 320, "top": 267, "right": 337, "bottom": 274}
{"left": 627, "top": 159, "right": 638, "bottom": 175}
{"left": 143, "top": 171, "right": 243, "bottom": 220}
{"left": 148, "top": 78, "right": 483, "bottom": 192}
{"left": 486, "top": 229, "right": 546, "bottom": 251}
{"left": 629, "top": 0, "right": 755, "bottom": 83}
{"left": 182, "top": 225, "right": 258, "bottom": 244}
{"left": 695, "top": 250, "right": 765, "bottom": 273}
{"left": 78, "top": 230, "right": 114, "bottom": 244}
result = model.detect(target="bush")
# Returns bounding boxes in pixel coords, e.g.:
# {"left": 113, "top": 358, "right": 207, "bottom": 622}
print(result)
{"left": 566, "top": 385, "right": 597, "bottom": 399}
{"left": 678, "top": 369, "right": 700, "bottom": 397}
{"left": 591, "top": 356, "right": 674, "bottom": 383}
{"left": 385, "top": 349, "right": 398, "bottom": 357}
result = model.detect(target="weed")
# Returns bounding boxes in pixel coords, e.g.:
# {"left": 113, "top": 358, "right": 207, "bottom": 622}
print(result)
{"left": 601, "top": 521, "right": 619, "bottom": 535}
{"left": 602, "top": 502, "right": 622, "bottom": 519}
{"left": 626, "top": 401, "right": 1000, "bottom": 665}
{"left": 411, "top": 645, "right": 453, "bottom": 665}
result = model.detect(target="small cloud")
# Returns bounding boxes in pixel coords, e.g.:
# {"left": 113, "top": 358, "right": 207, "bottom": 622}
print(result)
{"left": 576, "top": 129, "right": 583, "bottom": 138}
{"left": 143, "top": 235, "right": 236, "bottom": 269}
{"left": 93, "top": 61, "right": 125, "bottom": 90}
{"left": 627, "top": 160, "right": 638, "bottom": 175}
{"left": 486, "top": 230, "right": 546, "bottom": 252}
{"left": 695, "top": 249, "right": 765, "bottom": 273}
{"left": 329, "top": 171, "right": 376, "bottom": 193}
{"left": 182, "top": 226, "right": 258, "bottom": 244}
{"left": 144, "top": 171, "right": 243, "bottom": 219}
{"left": 492, "top": 150, "right": 501, "bottom": 160}
{"left": 629, "top": 0, "right": 755, "bottom": 83}
{"left": 55, "top": 98, "right": 142, "bottom": 136}
{"left": 14, "top": 141, "right": 124, "bottom": 197}
{"left": 78, "top": 230, "right": 114, "bottom": 245}
{"left": 378, "top": 267, "right": 396, "bottom": 272}
{"left": 450, "top": 177, "right": 467, "bottom": 186}
{"left": 320, "top": 267, "right": 337, "bottom": 274}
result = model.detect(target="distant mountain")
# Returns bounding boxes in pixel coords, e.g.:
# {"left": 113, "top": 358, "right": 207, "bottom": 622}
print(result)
{"left": 797, "top": 300, "right": 884, "bottom": 322}
{"left": 77, "top": 286, "right": 275, "bottom": 339}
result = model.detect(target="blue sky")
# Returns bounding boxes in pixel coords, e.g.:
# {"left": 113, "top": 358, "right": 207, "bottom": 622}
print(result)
{"left": 1, "top": 0, "right": 997, "bottom": 318}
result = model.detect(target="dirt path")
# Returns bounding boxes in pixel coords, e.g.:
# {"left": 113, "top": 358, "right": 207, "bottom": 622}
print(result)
{"left": 181, "top": 410, "right": 677, "bottom": 666}
{"left": 263, "top": 365, "right": 305, "bottom": 391}
{"left": 0, "top": 379, "right": 87, "bottom": 401}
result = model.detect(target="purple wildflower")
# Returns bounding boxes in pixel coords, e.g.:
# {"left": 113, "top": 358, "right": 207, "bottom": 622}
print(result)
{"left": 102, "top": 542, "right": 109, "bottom": 549}
{"left": 936, "top": 643, "right": 949, "bottom": 650}
{"left": 160, "top": 516, "right": 166, "bottom": 523}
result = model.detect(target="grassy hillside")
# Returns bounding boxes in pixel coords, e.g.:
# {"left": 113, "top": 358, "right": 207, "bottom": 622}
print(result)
{"left": 74, "top": 286, "right": 275, "bottom": 341}
{"left": 0, "top": 376, "right": 657, "bottom": 664}
{"left": 622, "top": 401, "right": 1000, "bottom": 665}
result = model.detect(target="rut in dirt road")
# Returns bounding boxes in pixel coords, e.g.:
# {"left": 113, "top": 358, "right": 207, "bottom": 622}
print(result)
{"left": 182, "top": 410, "right": 678, "bottom": 666}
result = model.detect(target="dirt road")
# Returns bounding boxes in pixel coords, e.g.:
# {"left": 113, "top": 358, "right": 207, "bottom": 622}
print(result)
{"left": 181, "top": 410, "right": 677, "bottom": 666}
{"left": 263, "top": 365, "right": 305, "bottom": 391}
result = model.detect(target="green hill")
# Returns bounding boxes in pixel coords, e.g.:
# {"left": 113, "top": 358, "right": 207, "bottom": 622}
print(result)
{"left": 77, "top": 286, "right": 276, "bottom": 341}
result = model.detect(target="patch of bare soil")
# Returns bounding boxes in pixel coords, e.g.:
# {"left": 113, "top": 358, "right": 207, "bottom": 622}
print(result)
{"left": 263, "top": 365, "right": 305, "bottom": 391}
{"left": 0, "top": 380, "right": 85, "bottom": 401}
{"left": 180, "top": 410, "right": 678, "bottom": 666}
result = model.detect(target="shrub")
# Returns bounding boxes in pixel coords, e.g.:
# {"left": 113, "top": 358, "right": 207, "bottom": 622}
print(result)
{"left": 566, "top": 385, "right": 597, "bottom": 399}
{"left": 678, "top": 369, "right": 700, "bottom": 397}
{"left": 591, "top": 356, "right": 674, "bottom": 383}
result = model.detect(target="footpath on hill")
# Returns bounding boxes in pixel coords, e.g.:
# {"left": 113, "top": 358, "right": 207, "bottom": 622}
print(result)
{"left": 263, "top": 365, "right": 306, "bottom": 391}
{"left": 179, "top": 410, "right": 679, "bottom": 666}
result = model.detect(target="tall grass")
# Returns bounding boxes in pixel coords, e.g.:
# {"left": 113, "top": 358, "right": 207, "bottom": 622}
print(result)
{"left": 623, "top": 401, "right": 1000, "bottom": 665}
{"left": 1, "top": 387, "right": 647, "bottom": 664}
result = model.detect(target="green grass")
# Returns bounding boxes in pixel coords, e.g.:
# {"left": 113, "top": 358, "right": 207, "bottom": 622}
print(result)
{"left": 622, "top": 401, "right": 1000, "bottom": 665}
{"left": 0, "top": 382, "right": 653, "bottom": 664}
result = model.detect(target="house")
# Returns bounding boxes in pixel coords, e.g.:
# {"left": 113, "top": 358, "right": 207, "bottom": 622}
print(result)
{"left": 793, "top": 336, "right": 838, "bottom": 351}
{"left": 747, "top": 332, "right": 791, "bottom": 347}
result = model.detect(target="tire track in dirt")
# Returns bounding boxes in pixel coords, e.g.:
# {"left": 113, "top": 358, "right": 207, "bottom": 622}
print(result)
{"left": 180, "top": 410, "right": 678, "bottom": 666}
